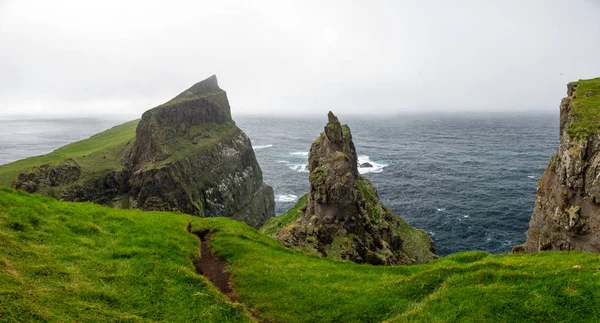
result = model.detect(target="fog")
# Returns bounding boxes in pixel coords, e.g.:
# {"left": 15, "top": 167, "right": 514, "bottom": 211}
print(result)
{"left": 1, "top": 0, "right": 599, "bottom": 118}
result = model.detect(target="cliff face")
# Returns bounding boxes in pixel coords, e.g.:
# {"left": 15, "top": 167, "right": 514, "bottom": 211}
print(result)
{"left": 272, "top": 112, "right": 436, "bottom": 265}
{"left": 12, "top": 75, "right": 275, "bottom": 228}
{"left": 515, "top": 78, "right": 600, "bottom": 253}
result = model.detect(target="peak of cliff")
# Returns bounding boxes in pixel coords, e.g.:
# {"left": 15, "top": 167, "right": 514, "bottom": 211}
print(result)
{"left": 129, "top": 75, "right": 233, "bottom": 167}
{"left": 9, "top": 75, "right": 275, "bottom": 228}
{"left": 270, "top": 112, "right": 436, "bottom": 265}
{"left": 174, "top": 74, "right": 221, "bottom": 99}
{"left": 515, "top": 77, "right": 600, "bottom": 253}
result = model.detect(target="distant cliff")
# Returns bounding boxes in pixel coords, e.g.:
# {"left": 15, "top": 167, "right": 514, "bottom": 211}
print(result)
{"left": 264, "top": 112, "right": 436, "bottom": 265}
{"left": 514, "top": 78, "right": 600, "bottom": 253}
{"left": 11, "top": 75, "right": 275, "bottom": 228}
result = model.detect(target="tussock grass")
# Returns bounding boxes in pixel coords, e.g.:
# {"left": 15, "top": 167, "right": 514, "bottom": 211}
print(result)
{"left": 196, "top": 218, "right": 600, "bottom": 323}
{"left": 2, "top": 188, "right": 599, "bottom": 322}
{"left": 0, "top": 188, "right": 250, "bottom": 322}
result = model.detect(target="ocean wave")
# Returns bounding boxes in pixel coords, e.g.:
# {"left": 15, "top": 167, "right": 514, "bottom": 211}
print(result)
{"left": 277, "top": 160, "right": 289, "bottom": 163}
{"left": 253, "top": 144, "right": 273, "bottom": 150}
{"left": 289, "top": 151, "right": 309, "bottom": 158}
{"left": 357, "top": 155, "right": 388, "bottom": 174}
{"left": 275, "top": 194, "right": 298, "bottom": 203}
{"left": 289, "top": 164, "right": 309, "bottom": 173}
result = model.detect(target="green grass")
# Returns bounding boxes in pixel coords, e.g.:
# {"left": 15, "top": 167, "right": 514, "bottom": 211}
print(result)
{"left": 0, "top": 188, "right": 251, "bottom": 322}
{"left": 0, "top": 120, "right": 139, "bottom": 187}
{"left": 3, "top": 188, "right": 600, "bottom": 322}
{"left": 195, "top": 218, "right": 600, "bottom": 323}
{"left": 567, "top": 77, "right": 600, "bottom": 139}
{"left": 259, "top": 194, "right": 308, "bottom": 235}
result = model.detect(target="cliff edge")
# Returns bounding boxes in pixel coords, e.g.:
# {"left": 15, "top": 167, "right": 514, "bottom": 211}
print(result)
{"left": 11, "top": 75, "right": 275, "bottom": 228}
{"left": 269, "top": 112, "right": 436, "bottom": 265}
{"left": 515, "top": 77, "right": 600, "bottom": 253}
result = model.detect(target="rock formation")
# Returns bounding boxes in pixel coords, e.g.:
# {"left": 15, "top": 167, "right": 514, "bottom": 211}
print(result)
{"left": 514, "top": 77, "right": 600, "bottom": 253}
{"left": 12, "top": 75, "right": 275, "bottom": 228}
{"left": 273, "top": 112, "right": 436, "bottom": 265}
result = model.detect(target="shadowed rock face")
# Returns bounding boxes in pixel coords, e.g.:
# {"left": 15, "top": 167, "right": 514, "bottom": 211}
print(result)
{"left": 12, "top": 75, "right": 275, "bottom": 228}
{"left": 514, "top": 79, "right": 600, "bottom": 253}
{"left": 273, "top": 112, "right": 436, "bottom": 265}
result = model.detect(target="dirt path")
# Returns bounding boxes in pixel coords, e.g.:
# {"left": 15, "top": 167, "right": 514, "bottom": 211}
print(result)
{"left": 193, "top": 232, "right": 235, "bottom": 298}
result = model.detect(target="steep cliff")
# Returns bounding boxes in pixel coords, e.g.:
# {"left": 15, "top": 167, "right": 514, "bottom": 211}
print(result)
{"left": 515, "top": 77, "right": 600, "bottom": 253}
{"left": 269, "top": 112, "right": 436, "bottom": 265}
{"left": 9, "top": 75, "right": 275, "bottom": 228}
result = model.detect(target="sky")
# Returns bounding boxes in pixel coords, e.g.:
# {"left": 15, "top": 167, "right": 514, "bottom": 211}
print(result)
{"left": 0, "top": 0, "right": 599, "bottom": 118}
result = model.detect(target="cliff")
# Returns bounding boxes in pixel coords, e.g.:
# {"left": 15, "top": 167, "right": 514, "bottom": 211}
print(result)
{"left": 9, "top": 75, "right": 275, "bottom": 228}
{"left": 515, "top": 77, "right": 600, "bottom": 253}
{"left": 266, "top": 112, "right": 436, "bottom": 265}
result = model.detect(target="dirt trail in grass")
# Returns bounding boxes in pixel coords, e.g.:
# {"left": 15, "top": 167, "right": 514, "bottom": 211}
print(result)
{"left": 194, "top": 232, "right": 234, "bottom": 297}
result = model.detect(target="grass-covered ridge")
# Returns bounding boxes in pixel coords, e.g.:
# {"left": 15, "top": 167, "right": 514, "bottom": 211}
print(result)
{"left": 197, "top": 217, "right": 600, "bottom": 322}
{"left": 567, "top": 77, "right": 600, "bottom": 138}
{"left": 0, "top": 188, "right": 251, "bottom": 322}
{"left": 0, "top": 120, "right": 139, "bottom": 187}
{"left": 3, "top": 188, "right": 600, "bottom": 322}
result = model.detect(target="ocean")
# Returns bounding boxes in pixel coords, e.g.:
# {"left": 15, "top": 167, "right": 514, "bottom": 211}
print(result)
{"left": 0, "top": 113, "right": 558, "bottom": 256}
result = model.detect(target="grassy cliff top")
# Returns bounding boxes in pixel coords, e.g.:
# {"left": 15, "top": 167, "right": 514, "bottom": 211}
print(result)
{"left": 2, "top": 188, "right": 600, "bottom": 322}
{"left": 567, "top": 77, "right": 600, "bottom": 139}
{"left": 0, "top": 120, "right": 139, "bottom": 187}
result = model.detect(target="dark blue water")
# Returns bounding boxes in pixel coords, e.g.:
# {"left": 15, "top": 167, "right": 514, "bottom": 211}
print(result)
{"left": 236, "top": 113, "right": 558, "bottom": 256}
{"left": 0, "top": 113, "right": 558, "bottom": 255}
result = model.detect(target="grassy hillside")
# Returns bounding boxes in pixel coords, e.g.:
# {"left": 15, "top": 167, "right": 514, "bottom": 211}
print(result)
{"left": 2, "top": 188, "right": 600, "bottom": 322}
{"left": 0, "top": 188, "right": 250, "bottom": 322}
{"left": 197, "top": 219, "right": 600, "bottom": 322}
{"left": 0, "top": 120, "right": 139, "bottom": 187}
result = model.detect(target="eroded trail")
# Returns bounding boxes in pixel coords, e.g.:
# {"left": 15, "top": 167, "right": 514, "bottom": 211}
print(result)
{"left": 194, "top": 232, "right": 234, "bottom": 297}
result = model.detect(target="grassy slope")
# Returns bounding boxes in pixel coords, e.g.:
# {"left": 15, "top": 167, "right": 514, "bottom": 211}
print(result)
{"left": 0, "top": 120, "right": 139, "bottom": 187}
{"left": 567, "top": 77, "right": 600, "bottom": 138}
{"left": 0, "top": 188, "right": 251, "bottom": 322}
{"left": 196, "top": 218, "right": 600, "bottom": 323}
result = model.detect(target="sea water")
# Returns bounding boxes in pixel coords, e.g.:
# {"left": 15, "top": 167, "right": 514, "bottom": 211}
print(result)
{"left": 0, "top": 113, "right": 558, "bottom": 255}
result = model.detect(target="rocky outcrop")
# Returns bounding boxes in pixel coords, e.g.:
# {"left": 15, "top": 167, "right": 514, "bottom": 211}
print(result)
{"left": 12, "top": 75, "right": 275, "bottom": 228}
{"left": 273, "top": 112, "right": 436, "bottom": 265}
{"left": 514, "top": 78, "right": 600, "bottom": 253}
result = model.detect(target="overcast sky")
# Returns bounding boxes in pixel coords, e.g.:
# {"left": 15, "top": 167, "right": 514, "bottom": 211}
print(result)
{"left": 0, "top": 0, "right": 599, "bottom": 118}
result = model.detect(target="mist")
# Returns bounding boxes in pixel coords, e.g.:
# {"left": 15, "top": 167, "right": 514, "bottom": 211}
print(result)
{"left": 1, "top": 0, "right": 599, "bottom": 118}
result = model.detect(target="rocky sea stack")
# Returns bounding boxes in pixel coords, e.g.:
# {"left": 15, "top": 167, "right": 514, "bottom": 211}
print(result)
{"left": 11, "top": 75, "right": 275, "bottom": 228}
{"left": 515, "top": 77, "right": 600, "bottom": 253}
{"left": 272, "top": 112, "right": 436, "bottom": 265}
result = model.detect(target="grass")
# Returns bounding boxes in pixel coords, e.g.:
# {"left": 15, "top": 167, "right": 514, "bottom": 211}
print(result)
{"left": 195, "top": 217, "right": 600, "bottom": 323}
{"left": 0, "top": 188, "right": 251, "bottom": 322}
{"left": 2, "top": 188, "right": 600, "bottom": 322}
{"left": 567, "top": 77, "right": 600, "bottom": 139}
{"left": 0, "top": 120, "right": 139, "bottom": 187}
{"left": 259, "top": 194, "right": 308, "bottom": 235}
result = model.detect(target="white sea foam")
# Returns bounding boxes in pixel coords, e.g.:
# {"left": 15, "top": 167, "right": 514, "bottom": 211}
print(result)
{"left": 277, "top": 160, "right": 289, "bottom": 163}
{"left": 437, "top": 208, "right": 446, "bottom": 212}
{"left": 253, "top": 144, "right": 273, "bottom": 150}
{"left": 290, "top": 151, "right": 309, "bottom": 157}
{"left": 288, "top": 164, "right": 309, "bottom": 173}
{"left": 357, "top": 155, "right": 388, "bottom": 174}
{"left": 527, "top": 175, "right": 536, "bottom": 179}
{"left": 275, "top": 194, "right": 298, "bottom": 203}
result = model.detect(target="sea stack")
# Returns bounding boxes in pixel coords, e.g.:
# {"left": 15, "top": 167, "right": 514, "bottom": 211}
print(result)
{"left": 273, "top": 112, "right": 436, "bottom": 265}
{"left": 514, "top": 77, "right": 600, "bottom": 253}
{"left": 12, "top": 75, "right": 275, "bottom": 228}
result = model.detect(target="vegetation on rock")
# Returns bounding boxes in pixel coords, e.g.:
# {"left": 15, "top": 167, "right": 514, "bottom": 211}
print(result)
{"left": 267, "top": 111, "right": 436, "bottom": 265}
{"left": 0, "top": 75, "right": 275, "bottom": 228}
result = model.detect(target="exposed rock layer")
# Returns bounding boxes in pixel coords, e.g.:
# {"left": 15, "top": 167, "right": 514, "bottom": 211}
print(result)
{"left": 273, "top": 112, "right": 436, "bottom": 265}
{"left": 12, "top": 75, "right": 274, "bottom": 228}
{"left": 515, "top": 78, "right": 600, "bottom": 253}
